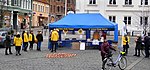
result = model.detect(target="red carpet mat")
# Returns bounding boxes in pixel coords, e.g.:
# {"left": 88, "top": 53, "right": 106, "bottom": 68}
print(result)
{"left": 46, "top": 53, "right": 77, "bottom": 58}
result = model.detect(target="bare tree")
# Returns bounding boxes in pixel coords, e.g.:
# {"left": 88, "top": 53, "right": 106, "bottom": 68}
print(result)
{"left": 133, "top": 6, "right": 150, "bottom": 35}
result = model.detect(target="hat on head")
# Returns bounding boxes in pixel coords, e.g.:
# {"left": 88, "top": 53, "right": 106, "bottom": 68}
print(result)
{"left": 17, "top": 32, "right": 20, "bottom": 35}
{"left": 55, "top": 29, "right": 59, "bottom": 31}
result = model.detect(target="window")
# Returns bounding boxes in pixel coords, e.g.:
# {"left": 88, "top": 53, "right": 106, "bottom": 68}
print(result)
{"left": 35, "top": 4, "right": 37, "bottom": 11}
{"left": 57, "top": 6, "right": 60, "bottom": 13}
{"left": 38, "top": 5, "right": 40, "bottom": 12}
{"left": 125, "top": 0, "right": 132, "bottom": 5}
{"left": 109, "top": 0, "right": 116, "bottom": 4}
{"left": 33, "top": 4, "right": 35, "bottom": 11}
{"left": 89, "top": 0, "right": 96, "bottom": 4}
{"left": 124, "top": 16, "right": 131, "bottom": 25}
{"left": 140, "top": 17, "right": 148, "bottom": 25}
{"left": 109, "top": 16, "right": 116, "bottom": 23}
{"left": 141, "top": 0, "right": 148, "bottom": 5}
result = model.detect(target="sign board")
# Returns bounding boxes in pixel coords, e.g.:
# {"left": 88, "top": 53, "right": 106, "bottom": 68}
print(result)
{"left": 80, "top": 42, "right": 85, "bottom": 50}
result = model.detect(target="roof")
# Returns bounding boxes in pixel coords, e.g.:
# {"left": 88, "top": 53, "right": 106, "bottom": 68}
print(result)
{"left": 33, "top": 0, "right": 49, "bottom": 4}
{"left": 49, "top": 13, "right": 117, "bottom": 29}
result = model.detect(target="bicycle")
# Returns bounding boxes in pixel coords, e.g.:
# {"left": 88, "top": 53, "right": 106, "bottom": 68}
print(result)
{"left": 103, "top": 51, "right": 127, "bottom": 70}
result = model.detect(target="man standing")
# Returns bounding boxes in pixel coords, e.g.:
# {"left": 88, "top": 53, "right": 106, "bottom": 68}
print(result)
{"left": 36, "top": 31, "right": 43, "bottom": 51}
{"left": 29, "top": 30, "right": 36, "bottom": 50}
{"left": 5, "top": 32, "right": 13, "bottom": 55}
{"left": 23, "top": 31, "right": 29, "bottom": 52}
{"left": 51, "top": 29, "right": 59, "bottom": 52}
{"left": 144, "top": 33, "right": 150, "bottom": 58}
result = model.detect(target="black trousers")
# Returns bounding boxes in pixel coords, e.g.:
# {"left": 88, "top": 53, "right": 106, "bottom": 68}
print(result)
{"left": 15, "top": 46, "right": 21, "bottom": 54}
{"left": 24, "top": 42, "right": 28, "bottom": 51}
{"left": 123, "top": 45, "right": 128, "bottom": 55}
{"left": 29, "top": 42, "right": 34, "bottom": 50}
{"left": 145, "top": 45, "right": 149, "bottom": 57}
{"left": 5, "top": 47, "right": 12, "bottom": 54}
{"left": 134, "top": 47, "right": 140, "bottom": 56}
{"left": 51, "top": 41, "right": 58, "bottom": 52}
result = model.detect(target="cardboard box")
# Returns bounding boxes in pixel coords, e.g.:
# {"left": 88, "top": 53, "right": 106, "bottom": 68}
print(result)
{"left": 72, "top": 42, "right": 80, "bottom": 50}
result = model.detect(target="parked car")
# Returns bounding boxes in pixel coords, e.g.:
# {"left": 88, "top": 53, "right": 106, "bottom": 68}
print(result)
{"left": 0, "top": 31, "right": 14, "bottom": 48}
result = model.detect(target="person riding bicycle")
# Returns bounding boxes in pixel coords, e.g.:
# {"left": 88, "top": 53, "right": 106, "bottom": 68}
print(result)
{"left": 100, "top": 39, "right": 116, "bottom": 70}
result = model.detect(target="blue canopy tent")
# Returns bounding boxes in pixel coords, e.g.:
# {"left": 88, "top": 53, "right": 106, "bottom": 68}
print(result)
{"left": 49, "top": 13, "right": 118, "bottom": 42}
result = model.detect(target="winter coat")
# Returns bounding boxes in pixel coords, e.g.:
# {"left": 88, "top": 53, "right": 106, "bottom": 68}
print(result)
{"left": 144, "top": 36, "right": 150, "bottom": 47}
{"left": 23, "top": 32, "right": 28, "bottom": 42}
{"left": 100, "top": 41, "right": 115, "bottom": 56}
{"left": 135, "top": 37, "right": 142, "bottom": 49}
{"left": 51, "top": 31, "right": 59, "bottom": 41}
{"left": 36, "top": 34, "right": 43, "bottom": 42}
{"left": 4, "top": 35, "right": 11, "bottom": 47}
{"left": 14, "top": 35, "right": 22, "bottom": 46}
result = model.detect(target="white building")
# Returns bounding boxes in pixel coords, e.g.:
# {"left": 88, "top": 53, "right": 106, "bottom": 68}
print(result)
{"left": 76, "top": 0, "right": 150, "bottom": 35}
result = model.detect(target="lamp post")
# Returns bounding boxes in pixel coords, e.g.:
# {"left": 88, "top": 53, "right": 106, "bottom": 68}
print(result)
{"left": 28, "top": 12, "right": 32, "bottom": 31}
{"left": 65, "top": 0, "right": 67, "bottom": 16}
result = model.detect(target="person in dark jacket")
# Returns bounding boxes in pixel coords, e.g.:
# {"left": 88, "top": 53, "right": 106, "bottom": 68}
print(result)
{"left": 5, "top": 32, "right": 13, "bottom": 55}
{"left": 36, "top": 31, "right": 43, "bottom": 51}
{"left": 144, "top": 33, "right": 150, "bottom": 58}
{"left": 100, "top": 39, "right": 116, "bottom": 70}
{"left": 133, "top": 35, "right": 142, "bottom": 57}
{"left": 29, "top": 30, "right": 36, "bottom": 50}
{"left": 22, "top": 31, "right": 25, "bottom": 50}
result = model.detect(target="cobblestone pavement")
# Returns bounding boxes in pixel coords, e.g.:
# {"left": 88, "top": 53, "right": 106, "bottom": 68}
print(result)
{"left": 0, "top": 31, "right": 149, "bottom": 70}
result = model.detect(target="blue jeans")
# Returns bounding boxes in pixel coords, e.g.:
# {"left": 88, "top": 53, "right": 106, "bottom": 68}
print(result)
{"left": 37, "top": 42, "right": 42, "bottom": 50}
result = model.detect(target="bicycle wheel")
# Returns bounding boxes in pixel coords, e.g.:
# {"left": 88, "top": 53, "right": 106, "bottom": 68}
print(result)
{"left": 105, "top": 58, "right": 112, "bottom": 70}
{"left": 118, "top": 56, "right": 127, "bottom": 70}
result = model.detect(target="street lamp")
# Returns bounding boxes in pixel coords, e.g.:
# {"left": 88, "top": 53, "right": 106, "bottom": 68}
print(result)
{"left": 28, "top": 12, "right": 32, "bottom": 31}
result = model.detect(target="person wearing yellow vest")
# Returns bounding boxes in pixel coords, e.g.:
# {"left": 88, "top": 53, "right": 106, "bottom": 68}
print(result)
{"left": 51, "top": 29, "right": 59, "bottom": 52}
{"left": 14, "top": 32, "right": 22, "bottom": 56}
{"left": 29, "top": 30, "right": 36, "bottom": 50}
{"left": 123, "top": 34, "right": 130, "bottom": 56}
{"left": 23, "top": 31, "right": 29, "bottom": 52}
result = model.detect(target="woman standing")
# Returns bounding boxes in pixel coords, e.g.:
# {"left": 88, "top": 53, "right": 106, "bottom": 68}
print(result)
{"left": 123, "top": 34, "right": 130, "bottom": 56}
{"left": 5, "top": 32, "right": 13, "bottom": 55}
{"left": 14, "top": 32, "right": 22, "bottom": 56}
{"left": 133, "top": 35, "right": 142, "bottom": 57}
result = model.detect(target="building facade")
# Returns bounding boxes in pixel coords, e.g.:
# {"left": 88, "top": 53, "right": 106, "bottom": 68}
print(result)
{"left": 32, "top": 0, "right": 76, "bottom": 27}
{"left": 0, "top": 0, "right": 32, "bottom": 30}
{"left": 76, "top": 0, "right": 150, "bottom": 35}
{"left": 32, "top": 0, "right": 49, "bottom": 27}
{"left": 49, "top": 0, "right": 76, "bottom": 23}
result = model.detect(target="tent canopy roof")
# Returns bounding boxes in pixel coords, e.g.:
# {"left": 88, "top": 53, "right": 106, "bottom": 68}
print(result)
{"left": 49, "top": 13, "right": 117, "bottom": 29}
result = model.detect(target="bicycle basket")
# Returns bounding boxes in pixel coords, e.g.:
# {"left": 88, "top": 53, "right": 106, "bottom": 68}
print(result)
{"left": 120, "top": 51, "right": 126, "bottom": 56}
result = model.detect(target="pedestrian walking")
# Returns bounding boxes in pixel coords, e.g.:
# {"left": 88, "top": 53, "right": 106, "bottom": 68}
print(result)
{"left": 36, "top": 31, "right": 43, "bottom": 51}
{"left": 14, "top": 32, "right": 22, "bottom": 56}
{"left": 29, "top": 30, "right": 36, "bottom": 50}
{"left": 23, "top": 31, "right": 29, "bottom": 52}
{"left": 133, "top": 35, "right": 142, "bottom": 57}
{"left": 51, "top": 29, "right": 59, "bottom": 52}
{"left": 100, "top": 39, "right": 116, "bottom": 70}
{"left": 4, "top": 32, "right": 13, "bottom": 55}
{"left": 123, "top": 34, "right": 130, "bottom": 56}
{"left": 144, "top": 33, "right": 150, "bottom": 58}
